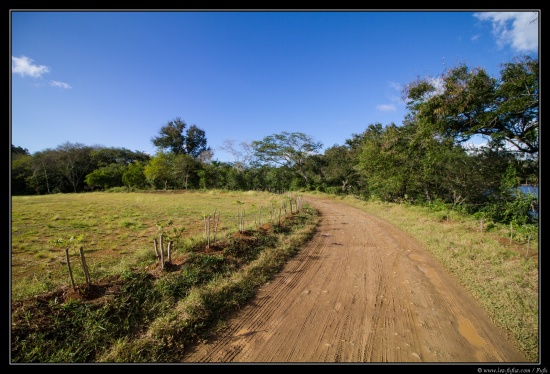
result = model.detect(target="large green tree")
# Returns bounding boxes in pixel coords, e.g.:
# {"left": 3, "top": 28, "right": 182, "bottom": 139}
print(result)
{"left": 356, "top": 123, "right": 417, "bottom": 201}
{"left": 172, "top": 154, "right": 199, "bottom": 189}
{"left": 151, "top": 117, "right": 211, "bottom": 158}
{"left": 403, "top": 55, "right": 538, "bottom": 157}
{"left": 185, "top": 125, "right": 210, "bottom": 159}
{"left": 84, "top": 147, "right": 151, "bottom": 190}
{"left": 355, "top": 121, "right": 508, "bottom": 209}
{"left": 321, "top": 144, "right": 362, "bottom": 194}
{"left": 122, "top": 161, "right": 147, "bottom": 190}
{"left": 55, "top": 142, "right": 98, "bottom": 193}
{"left": 84, "top": 164, "right": 125, "bottom": 190}
{"left": 151, "top": 118, "right": 186, "bottom": 154}
{"left": 251, "top": 131, "right": 322, "bottom": 186}
{"left": 144, "top": 152, "right": 173, "bottom": 190}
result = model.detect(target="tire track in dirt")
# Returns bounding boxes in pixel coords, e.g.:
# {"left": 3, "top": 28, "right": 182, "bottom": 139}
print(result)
{"left": 180, "top": 196, "right": 527, "bottom": 363}
{"left": 183, "top": 217, "right": 332, "bottom": 362}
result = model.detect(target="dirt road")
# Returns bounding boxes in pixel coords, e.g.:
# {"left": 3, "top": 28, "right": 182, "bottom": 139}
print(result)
{"left": 181, "top": 196, "right": 527, "bottom": 363}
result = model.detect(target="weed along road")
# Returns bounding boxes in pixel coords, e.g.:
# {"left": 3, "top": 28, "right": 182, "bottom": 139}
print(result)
{"left": 181, "top": 196, "right": 527, "bottom": 363}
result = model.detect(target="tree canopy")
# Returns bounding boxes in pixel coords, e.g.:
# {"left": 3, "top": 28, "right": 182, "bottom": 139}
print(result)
{"left": 403, "top": 55, "right": 538, "bottom": 158}
{"left": 151, "top": 117, "right": 211, "bottom": 158}
{"left": 251, "top": 131, "right": 323, "bottom": 184}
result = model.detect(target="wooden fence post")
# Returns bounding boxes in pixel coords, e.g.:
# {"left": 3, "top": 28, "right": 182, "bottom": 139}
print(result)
{"left": 65, "top": 248, "right": 76, "bottom": 290}
{"left": 154, "top": 238, "right": 160, "bottom": 260}
{"left": 159, "top": 234, "right": 165, "bottom": 269}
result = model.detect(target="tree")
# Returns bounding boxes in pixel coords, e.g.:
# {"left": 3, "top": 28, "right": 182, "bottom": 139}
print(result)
{"left": 122, "top": 161, "right": 147, "bottom": 190}
{"left": 403, "top": 55, "right": 538, "bottom": 157}
{"left": 172, "top": 154, "right": 198, "bottom": 189}
{"left": 197, "top": 161, "right": 227, "bottom": 190}
{"left": 84, "top": 164, "right": 125, "bottom": 190}
{"left": 11, "top": 145, "right": 29, "bottom": 156}
{"left": 151, "top": 118, "right": 186, "bottom": 154}
{"left": 322, "top": 144, "right": 361, "bottom": 194}
{"left": 224, "top": 165, "right": 247, "bottom": 190}
{"left": 356, "top": 123, "right": 417, "bottom": 202}
{"left": 263, "top": 165, "right": 295, "bottom": 192}
{"left": 144, "top": 152, "right": 173, "bottom": 190}
{"left": 251, "top": 131, "right": 322, "bottom": 185}
{"left": 492, "top": 56, "right": 539, "bottom": 156}
{"left": 84, "top": 147, "right": 151, "bottom": 190}
{"left": 27, "top": 149, "right": 61, "bottom": 194}
{"left": 185, "top": 125, "right": 211, "bottom": 158}
{"left": 151, "top": 118, "right": 211, "bottom": 158}
{"left": 90, "top": 147, "right": 150, "bottom": 167}
{"left": 55, "top": 142, "right": 98, "bottom": 193}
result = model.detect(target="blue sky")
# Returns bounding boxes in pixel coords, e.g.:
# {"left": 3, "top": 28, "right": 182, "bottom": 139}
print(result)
{"left": 10, "top": 10, "right": 539, "bottom": 162}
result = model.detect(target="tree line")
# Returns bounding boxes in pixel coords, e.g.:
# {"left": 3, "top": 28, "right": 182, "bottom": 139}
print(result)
{"left": 11, "top": 55, "right": 538, "bottom": 226}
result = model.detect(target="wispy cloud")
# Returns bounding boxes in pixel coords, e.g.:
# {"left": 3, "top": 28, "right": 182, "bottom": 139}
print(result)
{"left": 376, "top": 104, "right": 396, "bottom": 112}
{"left": 12, "top": 55, "right": 50, "bottom": 78}
{"left": 388, "top": 81, "right": 401, "bottom": 91}
{"left": 376, "top": 81, "right": 404, "bottom": 113}
{"left": 474, "top": 11, "right": 538, "bottom": 52}
{"left": 50, "top": 80, "right": 72, "bottom": 89}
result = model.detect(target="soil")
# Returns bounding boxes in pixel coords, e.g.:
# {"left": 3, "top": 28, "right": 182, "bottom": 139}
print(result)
{"left": 180, "top": 196, "right": 528, "bottom": 363}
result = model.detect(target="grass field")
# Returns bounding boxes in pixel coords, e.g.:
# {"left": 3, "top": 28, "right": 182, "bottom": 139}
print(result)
{"left": 11, "top": 190, "right": 295, "bottom": 300}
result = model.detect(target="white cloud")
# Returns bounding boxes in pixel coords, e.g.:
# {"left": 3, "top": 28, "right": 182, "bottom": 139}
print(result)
{"left": 474, "top": 11, "right": 538, "bottom": 52}
{"left": 388, "top": 81, "right": 401, "bottom": 91}
{"left": 376, "top": 104, "right": 396, "bottom": 112}
{"left": 12, "top": 55, "right": 50, "bottom": 78}
{"left": 389, "top": 94, "right": 402, "bottom": 104}
{"left": 12, "top": 55, "right": 73, "bottom": 88}
{"left": 376, "top": 81, "right": 405, "bottom": 113}
{"left": 50, "top": 80, "right": 72, "bottom": 89}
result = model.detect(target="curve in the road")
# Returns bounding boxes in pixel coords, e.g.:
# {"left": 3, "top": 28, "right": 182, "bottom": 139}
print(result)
{"left": 181, "top": 196, "right": 528, "bottom": 363}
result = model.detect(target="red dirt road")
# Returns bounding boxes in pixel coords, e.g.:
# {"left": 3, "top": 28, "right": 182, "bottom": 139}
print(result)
{"left": 181, "top": 196, "right": 527, "bottom": 363}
